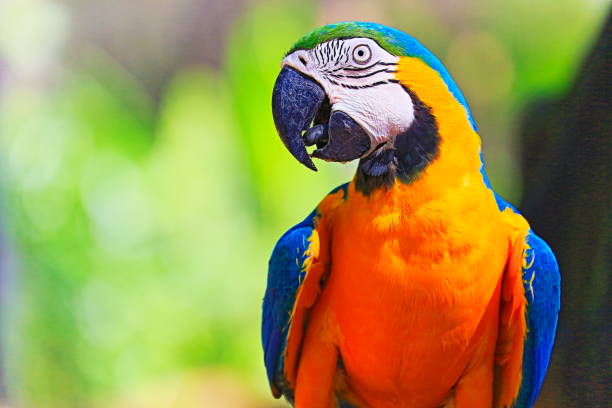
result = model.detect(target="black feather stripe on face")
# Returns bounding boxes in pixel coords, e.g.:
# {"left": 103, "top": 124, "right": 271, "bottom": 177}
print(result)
{"left": 354, "top": 87, "right": 440, "bottom": 196}
{"left": 309, "top": 39, "right": 398, "bottom": 91}
{"left": 327, "top": 78, "right": 396, "bottom": 90}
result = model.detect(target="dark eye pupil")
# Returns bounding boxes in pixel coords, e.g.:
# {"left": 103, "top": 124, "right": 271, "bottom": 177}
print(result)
{"left": 358, "top": 50, "right": 364, "bottom": 56}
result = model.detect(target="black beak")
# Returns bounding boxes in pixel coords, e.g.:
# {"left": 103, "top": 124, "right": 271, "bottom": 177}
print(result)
{"left": 272, "top": 66, "right": 324, "bottom": 171}
{"left": 312, "top": 111, "right": 371, "bottom": 162}
{"left": 272, "top": 66, "right": 372, "bottom": 170}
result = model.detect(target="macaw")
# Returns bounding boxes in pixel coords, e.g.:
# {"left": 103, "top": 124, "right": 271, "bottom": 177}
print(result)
{"left": 262, "top": 22, "right": 560, "bottom": 408}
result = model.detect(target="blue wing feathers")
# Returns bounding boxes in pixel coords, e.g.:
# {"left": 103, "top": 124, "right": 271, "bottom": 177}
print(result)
{"left": 262, "top": 184, "right": 347, "bottom": 395}
{"left": 262, "top": 210, "right": 318, "bottom": 392}
{"left": 488, "top": 191, "right": 560, "bottom": 407}
{"left": 516, "top": 231, "right": 561, "bottom": 407}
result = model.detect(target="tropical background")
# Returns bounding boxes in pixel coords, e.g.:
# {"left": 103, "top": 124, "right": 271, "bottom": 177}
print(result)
{"left": 0, "top": 0, "right": 608, "bottom": 407}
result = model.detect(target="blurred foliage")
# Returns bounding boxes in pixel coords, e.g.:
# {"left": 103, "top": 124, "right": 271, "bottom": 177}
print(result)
{"left": 0, "top": 0, "right": 606, "bottom": 407}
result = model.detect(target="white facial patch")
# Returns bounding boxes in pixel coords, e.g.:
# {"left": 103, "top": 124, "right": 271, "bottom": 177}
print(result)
{"left": 283, "top": 38, "right": 415, "bottom": 151}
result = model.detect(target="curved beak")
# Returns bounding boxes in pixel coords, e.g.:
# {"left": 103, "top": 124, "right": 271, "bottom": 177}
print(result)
{"left": 272, "top": 66, "right": 325, "bottom": 171}
{"left": 272, "top": 65, "right": 373, "bottom": 170}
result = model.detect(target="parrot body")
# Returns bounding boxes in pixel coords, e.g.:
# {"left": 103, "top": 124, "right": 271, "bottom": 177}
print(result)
{"left": 263, "top": 22, "right": 560, "bottom": 408}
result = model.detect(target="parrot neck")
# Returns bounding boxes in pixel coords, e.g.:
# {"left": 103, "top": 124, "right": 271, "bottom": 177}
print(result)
{"left": 354, "top": 90, "right": 483, "bottom": 198}
{"left": 354, "top": 56, "right": 485, "bottom": 198}
{"left": 349, "top": 117, "right": 485, "bottom": 212}
{"left": 354, "top": 86, "right": 440, "bottom": 195}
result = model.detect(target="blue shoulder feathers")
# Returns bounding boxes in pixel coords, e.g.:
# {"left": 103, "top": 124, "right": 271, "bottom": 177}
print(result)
{"left": 516, "top": 231, "right": 561, "bottom": 407}
{"left": 262, "top": 209, "right": 318, "bottom": 396}
{"left": 262, "top": 184, "right": 348, "bottom": 401}
{"left": 489, "top": 191, "right": 560, "bottom": 407}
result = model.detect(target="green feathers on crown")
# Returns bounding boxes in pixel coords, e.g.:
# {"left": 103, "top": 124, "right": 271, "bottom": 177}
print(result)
{"left": 288, "top": 22, "right": 405, "bottom": 56}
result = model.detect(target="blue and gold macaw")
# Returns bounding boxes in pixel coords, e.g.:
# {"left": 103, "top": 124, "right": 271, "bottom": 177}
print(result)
{"left": 262, "top": 22, "right": 560, "bottom": 408}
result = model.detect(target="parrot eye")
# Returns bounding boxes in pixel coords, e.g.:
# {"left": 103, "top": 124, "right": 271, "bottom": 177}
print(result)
{"left": 352, "top": 44, "right": 372, "bottom": 64}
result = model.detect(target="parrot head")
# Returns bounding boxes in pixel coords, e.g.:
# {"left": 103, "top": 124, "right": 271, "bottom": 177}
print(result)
{"left": 272, "top": 22, "right": 477, "bottom": 181}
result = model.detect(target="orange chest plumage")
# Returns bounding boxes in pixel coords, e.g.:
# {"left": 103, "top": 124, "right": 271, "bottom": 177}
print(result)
{"left": 314, "top": 180, "right": 513, "bottom": 406}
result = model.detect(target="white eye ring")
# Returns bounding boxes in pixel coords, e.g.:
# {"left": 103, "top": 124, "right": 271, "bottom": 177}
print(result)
{"left": 352, "top": 44, "right": 372, "bottom": 64}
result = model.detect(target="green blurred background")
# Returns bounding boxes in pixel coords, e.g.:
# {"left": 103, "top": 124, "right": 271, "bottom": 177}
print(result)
{"left": 0, "top": 0, "right": 607, "bottom": 407}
